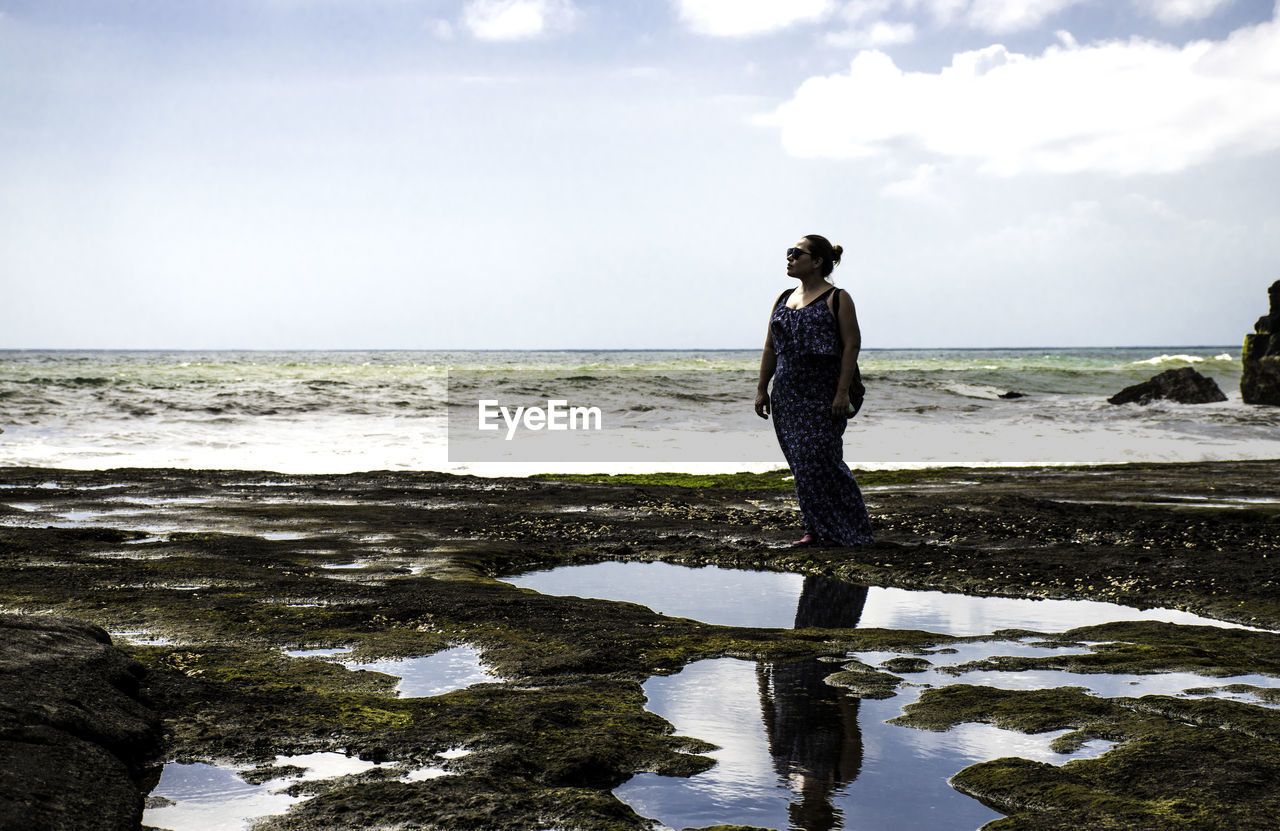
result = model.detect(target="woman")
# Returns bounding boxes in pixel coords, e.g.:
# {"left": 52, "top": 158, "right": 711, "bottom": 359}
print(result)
{"left": 755, "top": 235, "right": 874, "bottom": 546}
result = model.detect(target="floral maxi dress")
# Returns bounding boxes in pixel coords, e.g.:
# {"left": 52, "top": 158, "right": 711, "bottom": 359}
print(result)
{"left": 769, "top": 287, "right": 874, "bottom": 545}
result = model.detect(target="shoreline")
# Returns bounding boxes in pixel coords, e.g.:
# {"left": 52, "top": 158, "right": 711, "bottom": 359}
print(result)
{"left": 2, "top": 459, "right": 1279, "bottom": 829}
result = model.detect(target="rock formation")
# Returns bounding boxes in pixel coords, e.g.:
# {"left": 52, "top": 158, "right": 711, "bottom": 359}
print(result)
{"left": 1242, "top": 279, "right": 1280, "bottom": 405}
{"left": 1108, "top": 367, "right": 1228, "bottom": 406}
{"left": 0, "top": 613, "right": 161, "bottom": 831}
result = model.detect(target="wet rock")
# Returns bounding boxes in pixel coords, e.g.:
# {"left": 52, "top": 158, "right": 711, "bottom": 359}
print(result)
{"left": 0, "top": 613, "right": 161, "bottom": 831}
{"left": 825, "top": 661, "right": 902, "bottom": 699}
{"left": 1242, "top": 279, "right": 1280, "bottom": 405}
{"left": 1107, "top": 367, "right": 1228, "bottom": 406}
{"left": 998, "top": 390, "right": 1026, "bottom": 399}
{"left": 881, "top": 656, "right": 931, "bottom": 673}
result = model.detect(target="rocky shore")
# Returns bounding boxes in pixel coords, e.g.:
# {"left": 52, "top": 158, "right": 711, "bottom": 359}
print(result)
{"left": 1, "top": 461, "right": 1279, "bottom": 830}
{"left": 0, "top": 613, "right": 161, "bottom": 830}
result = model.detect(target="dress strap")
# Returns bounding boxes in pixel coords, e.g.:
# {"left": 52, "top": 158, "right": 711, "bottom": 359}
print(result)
{"left": 774, "top": 288, "right": 795, "bottom": 309}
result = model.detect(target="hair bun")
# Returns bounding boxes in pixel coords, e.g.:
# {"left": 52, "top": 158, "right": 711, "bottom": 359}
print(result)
{"left": 831, "top": 244, "right": 843, "bottom": 263}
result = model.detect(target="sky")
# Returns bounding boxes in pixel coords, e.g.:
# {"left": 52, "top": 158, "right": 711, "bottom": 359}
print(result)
{"left": 2, "top": 0, "right": 1279, "bottom": 350}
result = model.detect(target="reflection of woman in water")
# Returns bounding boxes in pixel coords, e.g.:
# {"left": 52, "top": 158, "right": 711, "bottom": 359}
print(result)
{"left": 758, "top": 576, "right": 870, "bottom": 830}
{"left": 755, "top": 235, "right": 874, "bottom": 547}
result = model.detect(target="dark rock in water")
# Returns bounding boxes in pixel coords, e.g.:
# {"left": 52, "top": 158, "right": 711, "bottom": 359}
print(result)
{"left": 998, "top": 391, "right": 1026, "bottom": 399}
{"left": 1108, "top": 367, "right": 1228, "bottom": 406}
{"left": 1242, "top": 279, "right": 1280, "bottom": 405}
{"left": 0, "top": 613, "right": 161, "bottom": 831}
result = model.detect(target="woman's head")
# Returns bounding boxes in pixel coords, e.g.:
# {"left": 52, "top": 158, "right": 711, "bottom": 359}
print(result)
{"left": 787, "top": 234, "right": 843, "bottom": 281}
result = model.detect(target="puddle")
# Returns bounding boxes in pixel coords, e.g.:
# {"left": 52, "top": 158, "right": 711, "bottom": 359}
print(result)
{"left": 618, "top": 656, "right": 1012, "bottom": 831}
{"left": 108, "top": 496, "right": 215, "bottom": 507}
{"left": 405, "top": 765, "right": 451, "bottom": 781}
{"left": 503, "top": 562, "right": 1252, "bottom": 634}
{"left": 342, "top": 646, "right": 494, "bottom": 697}
{"left": 1059, "top": 497, "right": 1280, "bottom": 511}
{"left": 0, "top": 502, "right": 312, "bottom": 541}
{"left": 619, "top": 639, "right": 1280, "bottom": 831}
{"left": 112, "top": 630, "right": 178, "bottom": 646}
{"left": 143, "top": 752, "right": 380, "bottom": 831}
{"left": 221, "top": 481, "right": 305, "bottom": 488}
{"left": 284, "top": 647, "right": 352, "bottom": 659}
{"left": 857, "top": 641, "right": 1280, "bottom": 701}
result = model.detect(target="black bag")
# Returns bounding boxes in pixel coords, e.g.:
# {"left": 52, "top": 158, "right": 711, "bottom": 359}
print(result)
{"left": 831, "top": 289, "right": 866, "bottom": 417}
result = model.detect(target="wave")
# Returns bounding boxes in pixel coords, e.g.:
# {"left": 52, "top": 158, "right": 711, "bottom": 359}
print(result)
{"left": 1132, "top": 353, "right": 1235, "bottom": 366}
{"left": 20, "top": 376, "right": 115, "bottom": 387}
{"left": 941, "top": 383, "right": 1012, "bottom": 401}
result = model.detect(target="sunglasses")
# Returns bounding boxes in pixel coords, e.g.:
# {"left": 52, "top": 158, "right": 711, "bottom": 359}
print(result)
{"left": 786, "top": 247, "right": 813, "bottom": 259}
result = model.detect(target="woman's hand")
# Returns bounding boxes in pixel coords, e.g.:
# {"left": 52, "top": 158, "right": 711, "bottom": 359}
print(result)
{"left": 831, "top": 389, "right": 851, "bottom": 418}
{"left": 755, "top": 390, "right": 771, "bottom": 419}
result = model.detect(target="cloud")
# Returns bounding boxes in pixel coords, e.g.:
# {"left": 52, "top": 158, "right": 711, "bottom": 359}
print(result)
{"left": 845, "top": 0, "right": 1235, "bottom": 36}
{"left": 674, "top": 0, "right": 836, "bottom": 37}
{"left": 430, "top": 18, "right": 456, "bottom": 39}
{"left": 963, "top": 0, "right": 1081, "bottom": 33}
{"left": 1132, "top": 0, "right": 1235, "bottom": 25}
{"left": 825, "top": 20, "right": 917, "bottom": 48}
{"left": 762, "top": 11, "right": 1280, "bottom": 176}
{"left": 462, "top": 0, "right": 576, "bottom": 41}
{"left": 880, "top": 163, "right": 940, "bottom": 200}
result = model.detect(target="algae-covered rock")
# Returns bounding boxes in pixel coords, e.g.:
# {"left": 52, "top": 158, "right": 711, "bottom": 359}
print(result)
{"left": 0, "top": 613, "right": 161, "bottom": 831}
{"left": 1107, "top": 367, "right": 1227, "bottom": 406}
{"left": 824, "top": 660, "right": 902, "bottom": 699}
{"left": 894, "top": 683, "right": 1280, "bottom": 831}
{"left": 1242, "top": 279, "right": 1280, "bottom": 406}
{"left": 881, "top": 656, "right": 931, "bottom": 673}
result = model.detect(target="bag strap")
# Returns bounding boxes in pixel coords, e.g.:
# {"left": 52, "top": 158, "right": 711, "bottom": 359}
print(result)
{"left": 828, "top": 288, "right": 843, "bottom": 347}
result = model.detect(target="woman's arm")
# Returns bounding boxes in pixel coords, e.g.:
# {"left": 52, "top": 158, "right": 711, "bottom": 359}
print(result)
{"left": 830, "top": 289, "right": 862, "bottom": 416}
{"left": 755, "top": 298, "right": 782, "bottom": 419}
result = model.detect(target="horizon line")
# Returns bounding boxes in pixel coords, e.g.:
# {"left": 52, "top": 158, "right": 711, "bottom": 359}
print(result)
{"left": 0, "top": 344, "right": 1243, "bottom": 353}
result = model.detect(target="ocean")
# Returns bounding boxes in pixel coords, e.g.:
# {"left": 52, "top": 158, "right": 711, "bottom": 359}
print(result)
{"left": 1, "top": 348, "right": 1276, "bottom": 475}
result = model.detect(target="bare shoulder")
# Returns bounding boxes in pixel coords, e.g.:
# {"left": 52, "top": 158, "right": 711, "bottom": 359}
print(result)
{"left": 826, "top": 287, "right": 854, "bottom": 308}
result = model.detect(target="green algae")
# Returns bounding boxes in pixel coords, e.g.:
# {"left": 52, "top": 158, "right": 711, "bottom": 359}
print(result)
{"left": 6, "top": 462, "right": 1280, "bottom": 830}
{"left": 880, "top": 655, "right": 932, "bottom": 673}
{"left": 530, "top": 467, "right": 983, "bottom": 490}
{"left": 1183, "top": 683, "right": 1280, "bottom": 704}
{"left": 944, "top": 621, "right": 1280, "bottom": 679}
{"left": 823, "top": 659, "right": 904, "bottom": 699}
{"left": 891, "top": 684, "right": 1280, "bottom": 830}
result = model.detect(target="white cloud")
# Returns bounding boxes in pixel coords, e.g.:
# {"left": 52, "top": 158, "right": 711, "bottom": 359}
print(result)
{"left": 964, "top": 0, "right": 1080, "bottom": 33}
{"left": 919, "top": 0, "right": 970, "bottom": 26}
{"left": 979, "top": 200, "right": 1106, "bottom": 254}
{"left": 839, "top": 0, "right": 1234, "bottom": 36}
{"left": 462, "top": 0, "right": 576, "bottom": 41}
{"left": 763, "top": 10, "right": 1280, "bottom": 176}
{"left": 826, "top": 20, "right": 917, "bottom": 47}
{"left": 1132, "top": 0, "right": 1234, "bottom": 25}
{"left": 880, "top": 163, "right": 940, "bottom": 200}
{"left": 430, "top": 18, "right": 456, "bottom": 39}
{"left": 675, "top": 0, "right": 836, "bottom": 37}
